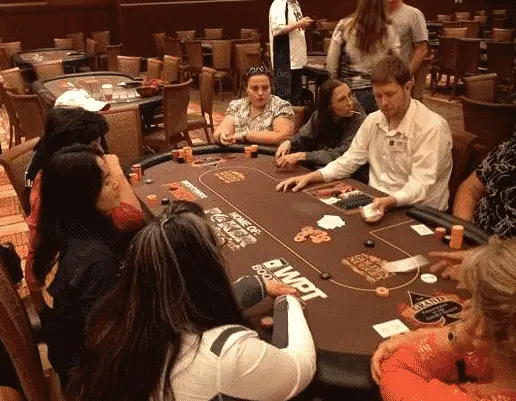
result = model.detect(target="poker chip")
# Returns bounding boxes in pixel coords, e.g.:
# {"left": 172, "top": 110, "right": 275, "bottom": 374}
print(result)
{"left": 320, "top": 272, "right": 332, "bottom": 280}
{"left": 420, "top": 273, "right": 438, "bottom": 284}
{"left": 311, "top": 237, "right": 323, "bottom": 244}
{"left": 295, "top": 227, "right": 331, "bottom": 244}
{"left": 260, "top": 316, "right": 274, "bottom": 328}
{"left": 364, "top": 240, "right": 376, "bottom": 248}
{"left": 294, "top": 234, "right": 307, "bottom": 243}
{"left": 321, "top": 236, "right": 331, "bottom": 242}
{"left": 375, "top": 287, "right": 390, "bottom": 298}
{"left": 144, "top": 179, "right": 154, "bottom": 184}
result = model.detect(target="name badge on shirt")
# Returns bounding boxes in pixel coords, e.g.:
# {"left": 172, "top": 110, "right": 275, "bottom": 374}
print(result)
{"left": 388, "top": 137, "right": 407, "bottom": 152}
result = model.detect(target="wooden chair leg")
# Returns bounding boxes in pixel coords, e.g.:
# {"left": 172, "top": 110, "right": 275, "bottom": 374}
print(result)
{"left": 183, "top": 130, "right": 193, "bottom": 147}
{"left": 218, "top": 79, "right": 224, "bottom": 101}
{"left": 203, "top": 124, "right": 211, "bottom": 144}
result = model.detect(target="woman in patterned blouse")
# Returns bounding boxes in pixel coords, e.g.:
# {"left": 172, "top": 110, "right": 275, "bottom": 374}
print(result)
{"left": 213, "top": 66, "right": 295, "bottom": 146}
{"left": 372, "top": 238, "right": 516, "bottom": 401}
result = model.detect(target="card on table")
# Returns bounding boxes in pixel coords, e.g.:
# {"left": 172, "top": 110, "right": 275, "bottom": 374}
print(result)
{"left": 383, "top": 255, "right": 430, "bottom": 273}
{"left": 373, "top": 319, "right": 410, "bottom": 338}
{"left": 410, "top": 224, "right": 434, "bottom": 236}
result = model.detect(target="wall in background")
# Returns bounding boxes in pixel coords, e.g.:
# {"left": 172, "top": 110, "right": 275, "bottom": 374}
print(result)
{"left": 0, "top": 0, "right": 118, "bottom": 51}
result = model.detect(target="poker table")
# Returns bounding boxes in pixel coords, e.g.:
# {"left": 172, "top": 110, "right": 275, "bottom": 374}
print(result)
{"left": 131, "top": 145, "right": 473, "bottom": 392}
{"left": 12, "top": 48, "right": 89, "bottom": 81}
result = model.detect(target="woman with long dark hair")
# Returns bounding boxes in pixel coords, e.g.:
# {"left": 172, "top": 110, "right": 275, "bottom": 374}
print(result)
{"left": 69, "top": 200, "right": 316, "bottom": 401}
{"left": 34, "top": 145, "right": 133, "bottom": 387}
{"left": 275, "top": 79, "right": 365, "bottom": 169}
{"left": 326, "top": 0, "right": 400, "bottom": 114}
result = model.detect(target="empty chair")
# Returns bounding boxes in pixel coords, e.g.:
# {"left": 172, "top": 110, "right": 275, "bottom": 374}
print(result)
{"left": 176, "top": 30, "right": 196, "bottom": 40}
{"left": 0, "top": 138, "right": 40, "bottom": 215}
{"left": 187, "top": 67, "right": 215, "bottom": 143}
{"left": 91, "top": 31, "right": 110, "bottom": 69}
{"left": 33, "top": 60, "right": 64, "bottom": 80}
{"left": 0, "top": 67, "right": 26, "bottom": 95}
{"left": 66, "top": 32, "right": 85, "bottom": 51}
{"left": 116, "top": 55, "right": 141, "bottom": 76}
{"left": 491, "top": 17, "right": 508, "bottom": 29}
{"left": 162, "top": 55, "right": 188, "bottom": 83}
{"left": 492, "top": 9, "right": 508, "bottom": 17}
{"left": 460, "top": 95, "right": 516, "bottom": 151}
{"left": 241, "top": 28, "right": 259, "bottom": 39}
{"left": 0, "top": 42, "right": 22, "bottom": 66}
{"left": 461, "top": 21, "right": 481, "bottom": 38}
{"left": 0, "top": 48, "right": 9, "bottom": 70}
{"left": 443, "top": 27, "right": 468, "bottom": 38}
{"left": 211, "top": 40, "right": 233, "bottom": 99}
{"left": 463, "top": 73, "right": 498, "bottom": 102}
{"left": 153, "top": 33, "right": 166, "bottom": 59}
{"left": 143, "top": 79, "right": 193, "bottom": 151}
{"left": 432, "top": 37, "right": 460, "bottom": 95}
{"left": 106, "top": 43, "right": 123, "bottom": 71}
{"left": 492, "top": 28, "right": 514, "bottom": 42}
{"left": 442, "top": 21, "right": 462, "bottom": 31}
{"left": 0, "top": 84, "right": 22, "bottom": 147}
{"left": 5, "top": 91, "right": 46, "bottom": 143}
{"left": 164, "top": 36, "right": 183, "bottom": 58}
{"left": 53, "top": 38, "right": 73, "bottom": 49}
{"left": 184, "top": 40, "right": 204, "bottom": 77}
{"left": 454, "top": 11, "right": 471, "bottom": 20}
{"left": 437, "top": 14, "right": 453, "bottom": 22}
{"left": 475, "top": 10, "right": 486, "bottom": 16}
{"left": 486, "top": 41, "right": 515, "bottom": 95}
{"left": 453, "top": 38, "right": 481, "bottom": 98}
{"left": 101, "top": 105, "right": 143, "bottom": 168}
{"left": 411, "top": 55, "right": 433, "bottom": 102}
{"left": 473, "top": 15, "right": 487, "bottom": 23}
{"left": 204, "top": 28, "right": 223, "bottom": 40}
{"left": 146, "top": 58, "right": 163, "bottom": 79}
{"left": 84, "top": 38, "right": 99, "bottom": 71}
{"left": 234, "top": 42, "right": 260, "bottom": 94}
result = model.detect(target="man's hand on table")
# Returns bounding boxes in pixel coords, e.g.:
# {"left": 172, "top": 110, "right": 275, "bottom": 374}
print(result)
{"left": 220, "top": 130, "right": 237, "bottom": 146}
{"left": 276, "top": 152, "right": 307, "bottom": 169}
{"left": 275, "top": 140, "right": 292, "bottom": 159}
{"left": 275, "top": 171, "right": 322, "bottom": 193}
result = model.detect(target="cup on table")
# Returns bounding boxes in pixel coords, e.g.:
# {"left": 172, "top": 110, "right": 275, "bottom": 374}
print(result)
{"left": 101, "top": 84, "right": 113, "bottom": 101}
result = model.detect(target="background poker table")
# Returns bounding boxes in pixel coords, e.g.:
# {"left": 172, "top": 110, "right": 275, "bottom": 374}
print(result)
{"left": 131, "top": 145, "right": 469, "bottom": 394}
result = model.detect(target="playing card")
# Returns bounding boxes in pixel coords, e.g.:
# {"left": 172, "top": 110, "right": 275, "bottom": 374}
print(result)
{"left": 320, "top": 197, "right": 341, "bottom": 205}
{"left": 411, "top": 224, "right": 434, "bottom": 236}
{"left": 373, "top": 319, "right": 410, "bottom": 338}
{"left": 383, "top": 255, "right": 430, "bottom": 273}
{"left": 317, "top": 215, "right": 345, "bottom": 230}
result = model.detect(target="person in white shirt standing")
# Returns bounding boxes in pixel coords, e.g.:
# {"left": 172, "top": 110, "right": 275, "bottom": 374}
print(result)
{"left": 269, "top": 0, "right": 313, "bottom": 105}
{"left": 387, "top": 0, "right": 428, "bottom": 75}
{"left": 276, "top": 55, "right": 452, "bottom": 216}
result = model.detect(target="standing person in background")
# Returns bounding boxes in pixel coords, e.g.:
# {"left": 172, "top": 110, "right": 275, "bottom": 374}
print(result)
{"left": 326, "top": 0, "right": 400, "bottom": 114}
{"left": 387, "top": 0, "right": 428, "bottom": 75}
{"left": 269, "top": 0, "right": 313, "bottom": 105}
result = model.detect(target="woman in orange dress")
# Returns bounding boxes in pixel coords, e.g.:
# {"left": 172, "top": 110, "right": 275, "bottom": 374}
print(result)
{"left": 372, "top": 238, "right": 516, "bottom": 401}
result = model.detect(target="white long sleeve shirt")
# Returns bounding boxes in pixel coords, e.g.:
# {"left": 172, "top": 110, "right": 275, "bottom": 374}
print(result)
{"left": 319, "top": 99, "right": 452, "bottom": 210}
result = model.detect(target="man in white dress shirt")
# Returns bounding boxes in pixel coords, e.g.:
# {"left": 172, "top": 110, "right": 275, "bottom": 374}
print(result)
{"left": 276, "top": 55, "right": 453, "bottom": 214}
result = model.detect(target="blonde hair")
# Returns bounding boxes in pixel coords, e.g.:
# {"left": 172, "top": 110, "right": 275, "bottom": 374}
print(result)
{"left": 462, "top": 238, "right": 516, "bottom": 364}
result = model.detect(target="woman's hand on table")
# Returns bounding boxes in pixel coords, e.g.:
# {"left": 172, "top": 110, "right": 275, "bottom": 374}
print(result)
{"left": 276, "top": 152, "right": 307, "bottom": 169}
{"left": 264, "top": 279, "right": 298, "bottom": 298}
{"left": 220, "top": 130, "right": 236, "bottom": 146}
{"left": 275, "top": 140, "right": 292, "bottom": 160}
{"left": 428, "top": 250, "right": 470, "bottom": 280}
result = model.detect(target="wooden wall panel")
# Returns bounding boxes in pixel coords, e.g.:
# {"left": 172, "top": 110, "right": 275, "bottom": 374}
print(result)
{"left": 118, "top": 0, "right": 269, "bottom": 57}
{"left": 0, "top": 1, "right": 118, "bottom": 51}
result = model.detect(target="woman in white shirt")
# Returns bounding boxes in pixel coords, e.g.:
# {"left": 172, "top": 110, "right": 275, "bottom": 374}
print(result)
{"left": 326, "top": 0, "right": 400, "bottom": 114}
{"left": 69, "top": 200, "right": 316, "bottom": 401}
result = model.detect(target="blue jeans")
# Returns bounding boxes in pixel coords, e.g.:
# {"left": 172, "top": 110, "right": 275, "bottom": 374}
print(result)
{"left": 353, "top": 88, "right": 378, "bottom": 115}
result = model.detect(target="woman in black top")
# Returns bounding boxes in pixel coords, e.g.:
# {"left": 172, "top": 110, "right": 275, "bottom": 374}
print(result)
{"left": 33, "top": 145, "right": 130, "bottom": 387}
{"left": 275, "top": 79, "right": 365, "bottom": 169}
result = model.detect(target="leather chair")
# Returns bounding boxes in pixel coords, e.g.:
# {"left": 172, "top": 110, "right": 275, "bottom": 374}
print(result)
{"left": 463, "top": 73, "right": 497, "bottom": 102}
{"left": 187, "top": 67, "right": 215, "bottom": 144}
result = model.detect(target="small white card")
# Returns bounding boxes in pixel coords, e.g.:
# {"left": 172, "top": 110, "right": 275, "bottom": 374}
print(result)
{"left": 411, "top": 224, "right": 434, "bottom": 236}
{"left": 317, "top": 215, "right": 345, "bottom": 230}
{"left": 320, "top": 197, "right": 341, "bottom": 205}
{"left": 373, "top": 319, "right": 410, "bottom": 338}
{"left": 383, "top": 254, "right": 430, "bottom": 273}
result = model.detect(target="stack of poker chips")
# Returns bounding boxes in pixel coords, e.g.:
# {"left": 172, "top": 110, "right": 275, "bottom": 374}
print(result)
{"left": 244, "top": 145, "right": 258, "bottom": 158}
{"left": 171, "top": 148, "right": 185, "bottom": 163}
{"left": 129, "top": 164, "right": 142, "bottom": 184}
{"left": 183, "top": 146, "right": 194, "bottom": 163}
{"left": 434, "top": 225, "right": 464, "bottom": 249}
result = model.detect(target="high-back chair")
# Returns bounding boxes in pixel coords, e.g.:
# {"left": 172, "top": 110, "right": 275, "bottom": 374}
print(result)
{"left": 153, "top": 33, "right": 166, "bottom": 59}
{"left": 460, "top": 21, "right": 481, "bottom": 38}
{"left": 33, "top": 61, "right": 64, "bottom": 80}
{"left": 0, "top": 138, "right": 40, "bottom": 216}
{"left": 463, "top": 73, "right": 498, "bottom": 102}
{"left": 184, "top": 40, "right": 204, "bottom": 77}
{"left": 432, "top": 37, "right": 459, "bottom": 95}
{"left": 5, "top": 91, "right": 46, "bottom": 143}
{"left": 240, "top": 28, "right": 259, "bottom": 39}
{"left": 0, "top": 252, "right": 51, "bottom": 401}
{"left": 0, "top": 48, "right": 10, "bottom": 70}
{"left": 492, "top": 28, "right": 514, "bottom": 41}
{"left": 453, "top": 38, "right": 481, "bottom": 98}
{"left": 443, "top": 27, "right": 468, "bottom": 38}
{"left": 146, "top": 58, "right": 163, "bottom": 79}
{"left": 0, "top": 67, "right": 25, "bottom": 95}
{"left": 486, "top": 41, "right": 515, "bottom": 95}
{"left": 176, "top": 30, "right": 196, "bottom": 40}
{"left": 0, "top": 42, "right": 22, "bottom": 66}
{"left": 143, "top": 79, "right": 193, "bottom": 150}
{"left": 116, "top": 55, "right": 141, "bottom": 76}
{"left": 0, "top": 84, "right": 21, "bottom": 148}
{"left": 204, "top": 28, "right": 223, "bottom": 40}
{"left": 85, "top": 38, "right": 99, "bottom": 71}
{"left": 91, "top": 31, "right": 110, "bottom": 69}
{"left": 234, "top": 42, "right": 260, "bottom": 94}
{"left": 437, "top": 14, "right": 453, "bottom": 22}
{"left": 164, "top": 36, "right": 183, "bottom": 58}
{"left": 66, "top": 32, "right": 85, "bottom": 51}
{"left": 187, "top": 67, "right": 215, "bottom": 143}
{"left": 53, "top": 38, "right": 73, "bottom": 49}
{"left": 106, "top": 43, "right": 123, "bottom": 71}
{"left": 454, "top": 11, "right": 472, "bottom": 20}
{"left": 211, "top": 40, "right": 233, "bottom": 99}
{"left": 101, "top": 105, "right": 143, "bottom": 168}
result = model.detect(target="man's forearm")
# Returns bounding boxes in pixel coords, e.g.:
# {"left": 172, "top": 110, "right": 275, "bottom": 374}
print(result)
{"left": 453, "top": 185, "right": 480, "bottom": 221}
{"left": 274, "top": 21, "right": 302, "bottom": 36}
{"left": 409, "top": 45, "right": 428, "bottom": 76}
{"left": 246, "top": 130, "right": 289, "bottom": 145}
